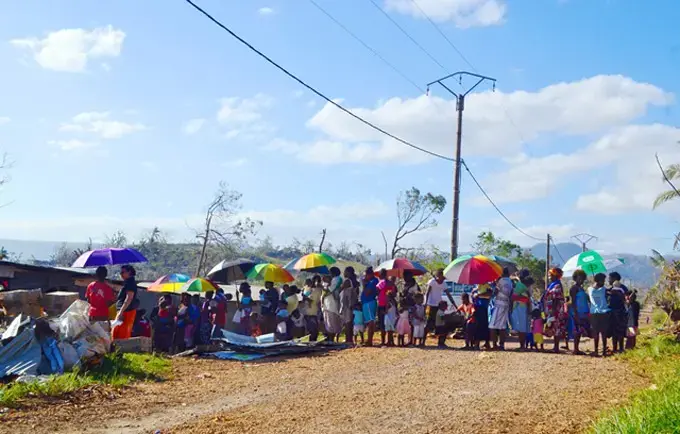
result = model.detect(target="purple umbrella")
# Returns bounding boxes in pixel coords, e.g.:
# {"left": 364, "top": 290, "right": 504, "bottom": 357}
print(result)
{"left": 71, "top": 248, "right": 148, "bottom": 268}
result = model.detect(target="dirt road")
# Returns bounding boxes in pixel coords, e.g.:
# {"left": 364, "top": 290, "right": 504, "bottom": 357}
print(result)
{"left": 0, "top": 339, "right": 645, "bottom": 434}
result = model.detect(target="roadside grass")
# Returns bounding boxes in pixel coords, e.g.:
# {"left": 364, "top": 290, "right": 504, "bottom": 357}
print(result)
{"left": 589, "top": 332, "right": 680, "bottom": 434}
{"left": 0, "top": 352, "right": 170, "bottom": 408}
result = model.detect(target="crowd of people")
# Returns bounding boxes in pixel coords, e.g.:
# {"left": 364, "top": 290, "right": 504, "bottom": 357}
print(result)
{"left": 83, "top": 263, "right": 643, "bottom": 356}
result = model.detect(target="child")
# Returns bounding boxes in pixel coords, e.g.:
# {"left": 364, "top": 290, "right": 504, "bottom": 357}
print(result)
{"left": 396, "top": 305, "right": 411, "bottom": 347}
{"left": 457, "top": 293, "right": 476, "bottom": 349}
{"left": 384, "top": 294, "right": 398, "bottom": 346}
{"left": 233, "top": 283, "right": 253, "bottom": 336}
{"left": 353, "top": 303, "right": 365, "bottom": 345}
{"left": 412, "top": 293, "right": 426, "bottom": 347}
{"left": 626, "top": 291, "right": 640, "bottom": 349}
{"left": 259, "top": 289, "right": 271, "bottom": 312}
{"left": 435, "top": 300, "right": 448, "bottom": 348}
{"left": 531, "top": 308, "right": 544, "bottom": 351}
{"left": 275, "top": 304, "right": 292, "bottom": 342}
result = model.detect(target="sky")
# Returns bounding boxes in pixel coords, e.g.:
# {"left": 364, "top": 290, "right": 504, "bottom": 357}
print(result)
{"left": 0, "top": 0, "right": 679, "bottom": 257}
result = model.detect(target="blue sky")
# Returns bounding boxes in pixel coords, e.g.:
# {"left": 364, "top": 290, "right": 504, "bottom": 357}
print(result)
{"left": 0, "top": 0, "right": 679, "bottom": 256}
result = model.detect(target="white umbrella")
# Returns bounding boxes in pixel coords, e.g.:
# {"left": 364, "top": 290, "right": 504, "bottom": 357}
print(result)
{"left": 562, "top": 251, "right": 625, "bottom": 276}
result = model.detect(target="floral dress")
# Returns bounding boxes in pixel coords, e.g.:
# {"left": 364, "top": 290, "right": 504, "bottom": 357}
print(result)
{"left": 543, "top": 280, "right": 568, "bottom": 338}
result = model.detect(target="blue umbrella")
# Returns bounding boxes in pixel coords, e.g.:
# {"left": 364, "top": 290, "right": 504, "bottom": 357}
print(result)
{"left": 71, "top": 248, "right": 148, "bottom": 268}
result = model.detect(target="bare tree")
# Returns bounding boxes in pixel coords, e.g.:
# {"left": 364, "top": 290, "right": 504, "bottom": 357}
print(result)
{"left": 388, "top": 187, "right": 446, "bottom": 259}
{"left": 195, "top": 182, "right": 261, "bottom": 276}
{"left": 105, "top": 230, "right": 128, "bottom": 248}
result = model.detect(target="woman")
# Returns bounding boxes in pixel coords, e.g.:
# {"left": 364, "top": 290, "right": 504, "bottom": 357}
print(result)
{"left": 303, "top": 278, "right": 322, "bottom": 341}
{"left": 198, "top": 291, "right": 214, "bottom": 345}
{"left": 608, "top": 277, "right": 628, "bottom": 353}
{"left": 510, "top": 270, "right": 533, "bottom": 349}
{"left": 544, "top": 268, "right": 568, "bottom": 353}
{"left": 570, "top": 270, "right": 590, "bottom": 355}
{"left": 174, "top": 293, "right": 191, "bottom": 352}
{"left": 401, "top": 270, "right": 420, "bottom": 307}
{"left": 322, "top": 267, "right": 343, "bottom": 342}
{"left": 340, "top": 267, "right": 359, "bottom": 344}
{"left": 112, "top": 265, "right": 139, "bottom": 340}
{"left": 489, "top": 268, "right": 513, "bottom": 350}
{"left": 361, "top": 267, "right": 379, "bottom": 346}
{"left": 473, "top": 284, "right": 491, "bottom": 349}
{"left": 85, "top": 266, "right": 115, "bottom": 325}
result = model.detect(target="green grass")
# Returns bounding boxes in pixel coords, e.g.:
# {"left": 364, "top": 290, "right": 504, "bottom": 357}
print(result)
{"left": 0, "top": 352, "right": 170, "bottom": 408}
{"left": 589, "top": 333, "right": 680, "bottom": 434}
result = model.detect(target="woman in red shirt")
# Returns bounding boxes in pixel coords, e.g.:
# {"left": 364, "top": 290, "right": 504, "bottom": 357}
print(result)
{"left": 85, "top": 267, "right": 116, "bottom": 322}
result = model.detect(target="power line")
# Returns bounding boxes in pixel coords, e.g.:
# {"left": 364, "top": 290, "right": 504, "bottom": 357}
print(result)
{"left": 182, "top": 0, "right": 452, "bottom": 162}
{"left": 184, "top": 0, "right": 545, "bottom": 247}
{"left": 408, "top": 0, "right": 475, "bottom": 70}
{"left": 549, "top": 236, "right": 566, "bottom": 264}
{"left": 308, "top": 0, "right": 426, "bottom": 94}
{"left": 366, "top": 0, "right": 447, "bottom": 72}
{"left": 460, "top": 159, "right": 543, "bottom": 242}
{"left": 409, "top": 0, "right": 532, "bottom": 150}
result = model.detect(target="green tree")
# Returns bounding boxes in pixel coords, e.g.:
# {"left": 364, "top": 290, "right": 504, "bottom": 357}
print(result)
{"left": 388, "top": 187, "right": 446, "bottom": 259}
{"left": 471, "top": 231, "right": 546, "bottom": 289}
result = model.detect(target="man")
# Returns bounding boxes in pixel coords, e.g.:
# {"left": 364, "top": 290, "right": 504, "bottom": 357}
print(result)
{"left": 424, "top": 269, "right": 453, "bottom": 345}
{"left": 260, "top": 281, "right": 280, "bottom": 334}
{"left": 85, "top": 266, "right": 115, "bottom": 323}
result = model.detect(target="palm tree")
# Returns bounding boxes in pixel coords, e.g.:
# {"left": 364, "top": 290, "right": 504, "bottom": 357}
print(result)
{"left": 653, "top": 163, "right": 680, "bottom": 208}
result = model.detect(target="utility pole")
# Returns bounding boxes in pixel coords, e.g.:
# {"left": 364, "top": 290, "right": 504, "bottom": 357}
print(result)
{"left": 426, "top": 71, "right": 496, "bottom": 261}
{"left": 572, "top": 233, "right": 597, "bottom": 252}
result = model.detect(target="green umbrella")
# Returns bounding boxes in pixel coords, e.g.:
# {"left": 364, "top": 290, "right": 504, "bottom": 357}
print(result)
{"left": 575, "top": 250, "right": 605, "bottom": 274}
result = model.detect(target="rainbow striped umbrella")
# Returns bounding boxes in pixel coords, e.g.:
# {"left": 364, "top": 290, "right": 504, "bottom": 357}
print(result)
{"left": 147, "top": 273, "right": 191, "bottom": 293}
{"left": 293, "top": 252, "right": 336, "bottom": 271}
{"left": 246, "top": 263, "right": 295, "bottom": 283}
{"left": 444, "top": 255, "right": 503, "bottom": 284}
{"left": 178, "top": 278, "right": 220, "bottom": 294}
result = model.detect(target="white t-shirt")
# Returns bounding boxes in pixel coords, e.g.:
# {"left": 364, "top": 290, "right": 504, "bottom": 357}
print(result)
{"left": 426, "top": 278, "right": 448, "bottom": 307}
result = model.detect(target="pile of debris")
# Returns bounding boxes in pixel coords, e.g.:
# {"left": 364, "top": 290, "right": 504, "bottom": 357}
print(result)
{"left": 176, "top": 328, "right": 345, "bottom": 362}
{"left": 0, "top": 300, "right": 110, "bottom": 381}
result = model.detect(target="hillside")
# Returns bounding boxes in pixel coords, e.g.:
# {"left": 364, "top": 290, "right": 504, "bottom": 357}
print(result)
{"left": 531, "top": 242, "right": 660, "bottom": 287}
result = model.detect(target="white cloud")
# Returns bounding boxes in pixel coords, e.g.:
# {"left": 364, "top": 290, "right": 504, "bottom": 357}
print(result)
{"left": 60, "top": 111, "right": 146, "bottom": 139}
{"left": 217, "top": 94, "right": 274, "bottom": 139}
{"left": 183, "top": 118, "right": 206, "bottom": 135}
{"left": 478, "top": 124, "right": 680, "bottom": 210}
{"left": 273, "top": 75, "right": 670, "bottom": 165}
{"left": 240, "top": 201, "right": 389, "bottom": 229}
{"left": 48, "top": 139, "right": 96, "bottom": 151}
{"left": 292, "top": 90, "right": 305, "bottom": 99}
{"left": 258, "top": 7, "right": 275, "bottom": 15}
{"left": 11, "top": 25, "right": 125, "bottom": 72}
{"left": 384, "top": 0, "right": 506, "bottom": 28}
{"left": 0, "top": 117, "right": 10, "bottom": 125}
{"left": 223, "top": 158, "right": 248, "bottom": 168}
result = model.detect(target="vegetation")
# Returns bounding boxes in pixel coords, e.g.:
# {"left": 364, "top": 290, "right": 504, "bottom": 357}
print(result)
{"left": 471, "top": 231, "right": 547, "bottom": 289}
{"left": 383, "top": 187, "right": 446, "bottom": 259}
{"left": 0, "top": 352, "right": 170, "bottom": 408}
{"left": 590, "top": 333, "right": 680, "bottom": 434}
{"left": 646, "top": 250, "right": 680, "bottom": 322}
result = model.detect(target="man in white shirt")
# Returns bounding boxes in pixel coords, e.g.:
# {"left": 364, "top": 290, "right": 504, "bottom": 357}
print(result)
{"left": 424, "top": 269, "right": 455, "bottom": 345}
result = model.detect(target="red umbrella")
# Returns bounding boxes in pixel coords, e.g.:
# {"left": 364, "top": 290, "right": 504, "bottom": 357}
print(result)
{"left": 374, "top": 258, "right": 428, "bottom": 279}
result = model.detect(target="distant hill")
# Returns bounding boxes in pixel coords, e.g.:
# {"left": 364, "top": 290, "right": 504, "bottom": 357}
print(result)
{"left": 530, "top": 242, "right": 660, "bottom": 287}
{"left": 0, "top": 239, "right": 89, "bottom": 261}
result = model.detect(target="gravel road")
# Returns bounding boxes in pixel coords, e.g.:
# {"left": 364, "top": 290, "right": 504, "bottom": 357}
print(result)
{"left": 0, "top": 338, "right": 646, "bottom": 434}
